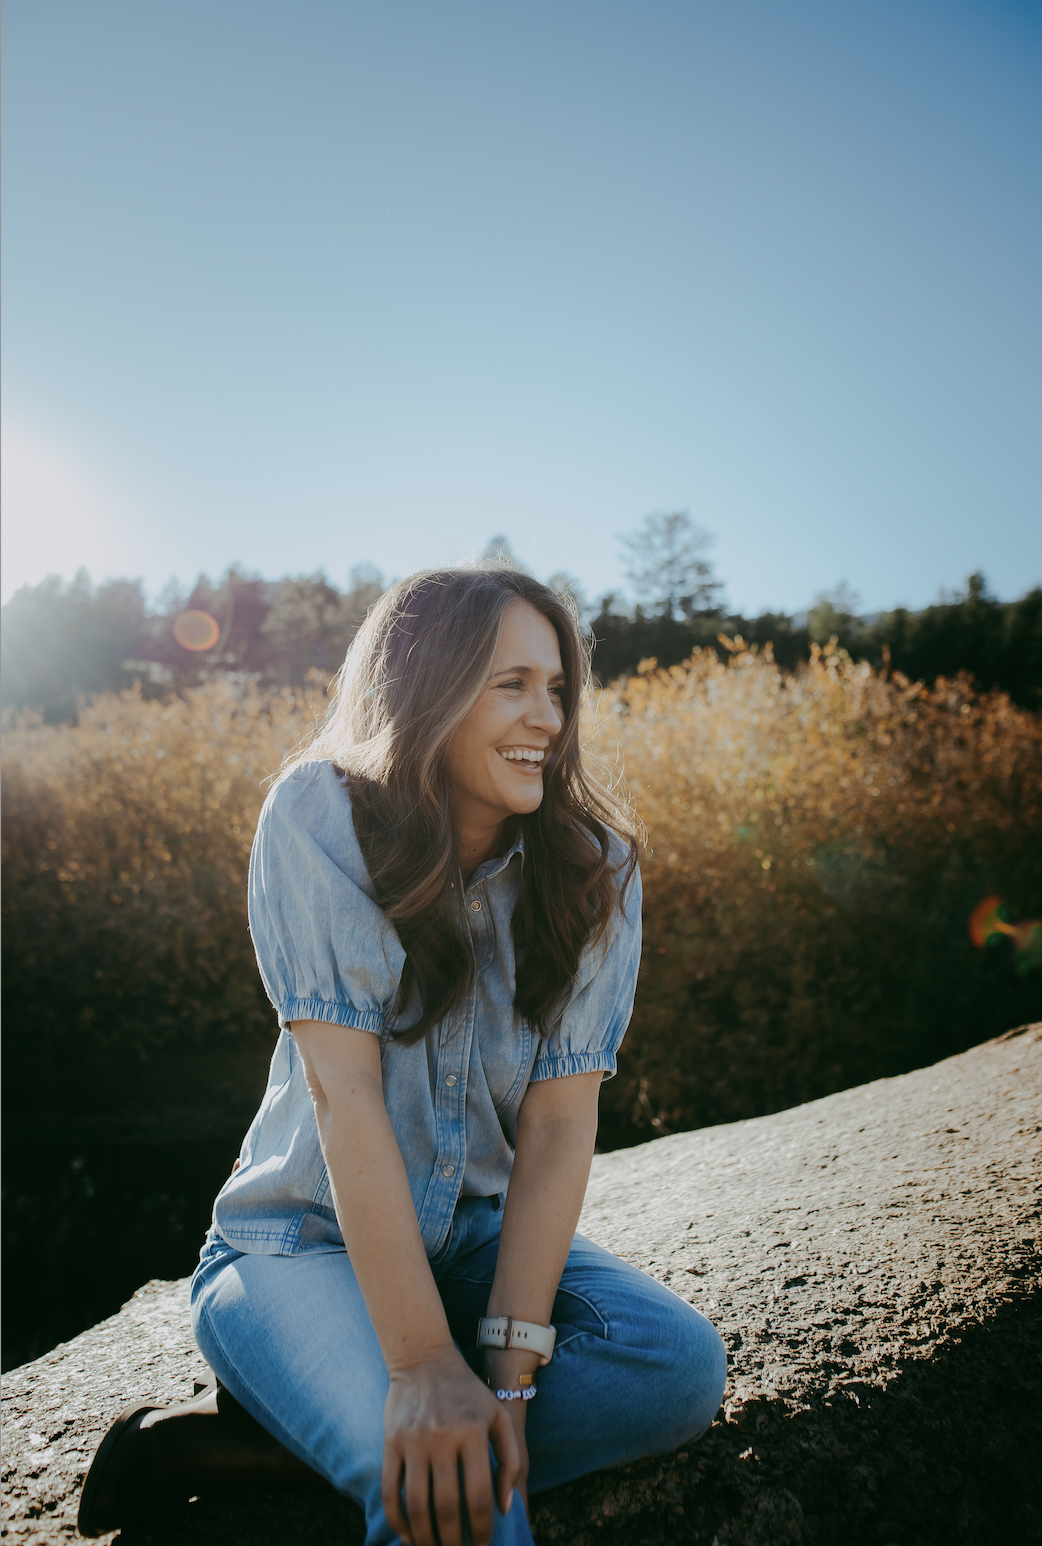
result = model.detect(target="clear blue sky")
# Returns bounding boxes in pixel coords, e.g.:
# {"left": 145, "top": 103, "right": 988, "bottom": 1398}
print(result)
{"left": 2, "top": 0, "right": 1039, "bottom": 614}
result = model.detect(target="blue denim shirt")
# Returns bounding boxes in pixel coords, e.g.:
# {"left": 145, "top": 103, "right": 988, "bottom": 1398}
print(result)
{"left": 212, "top": 761, "right": 642, "bottom": 1259}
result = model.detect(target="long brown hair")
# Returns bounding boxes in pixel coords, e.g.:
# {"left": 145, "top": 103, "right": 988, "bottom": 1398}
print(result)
{"left": 295, "top": 565, "right": 637, "bottom": 1043}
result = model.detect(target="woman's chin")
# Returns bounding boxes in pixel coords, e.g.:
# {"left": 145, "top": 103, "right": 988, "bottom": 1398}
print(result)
{"left": 500, "top": 780, "right": 545, "bottom": 817}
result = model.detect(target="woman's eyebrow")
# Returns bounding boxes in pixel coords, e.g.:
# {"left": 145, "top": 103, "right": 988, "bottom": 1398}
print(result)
{"left": 492, "top": 664, "right": 566, "bottom": 679}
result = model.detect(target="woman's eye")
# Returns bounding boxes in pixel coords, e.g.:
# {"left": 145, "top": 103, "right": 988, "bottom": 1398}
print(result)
{"left": 496, "top": 679, "right": 564, "bottom": 695}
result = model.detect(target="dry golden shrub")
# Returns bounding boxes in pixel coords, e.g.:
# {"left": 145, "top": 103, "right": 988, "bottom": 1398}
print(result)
{"left": 1, "top": 679, "right": 325, "bottom": 1138}
{"left": 586, "top": 641, "right": 1042, "bottom": 1143}
{"left": 2, "top": 650, "right": 1040, "bottom": 1143}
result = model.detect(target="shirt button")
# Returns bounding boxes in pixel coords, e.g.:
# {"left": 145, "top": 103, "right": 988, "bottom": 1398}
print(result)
{"left": 470, "top": 900, "right": 482, "bottom": 911}
{"left": 441, "top": 1163, "right": 456, "bottom": 1177}
{"left": 445, "top": 1075, "right": 458, "bottom": 1087}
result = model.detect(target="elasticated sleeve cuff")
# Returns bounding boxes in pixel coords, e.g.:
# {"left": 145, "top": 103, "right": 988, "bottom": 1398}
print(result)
{"left": 277, "top": 998, "right": 384, "bottom": 1033}
{"left": 528, "top": 1049, "right": 619, "bottom": 1082}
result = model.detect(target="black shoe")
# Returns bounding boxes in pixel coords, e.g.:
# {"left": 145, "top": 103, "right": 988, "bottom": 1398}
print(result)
{"left": 77, "top": 1402, "right": 163, "bottom": 1536}
{"left": 77, "top": 1384, "right": 330, "bottom": 1537}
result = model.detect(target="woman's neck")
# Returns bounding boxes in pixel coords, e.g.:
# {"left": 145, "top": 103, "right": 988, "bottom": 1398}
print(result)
{"left": 455, "top": 816, "right": 517, "bottom": 886}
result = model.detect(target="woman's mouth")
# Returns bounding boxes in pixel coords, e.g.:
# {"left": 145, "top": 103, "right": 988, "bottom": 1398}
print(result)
{"left": 498, "top": 748, "right": 545, "bottom": 768}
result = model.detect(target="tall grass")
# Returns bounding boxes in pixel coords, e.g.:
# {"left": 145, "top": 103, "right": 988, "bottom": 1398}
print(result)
{"left": 2, "top": 650, "right": 1039, "bottom": 1145}
{"left": 588, "top": 641, "right": 1042, "bottom": 1143}
{"left": 0, "top": 680, "right": 323, "bottom": 1141}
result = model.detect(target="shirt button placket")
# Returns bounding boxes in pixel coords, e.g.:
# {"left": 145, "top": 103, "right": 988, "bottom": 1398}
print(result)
{"left": 439, "top": 1016, "right": 464, "bottom": 1191}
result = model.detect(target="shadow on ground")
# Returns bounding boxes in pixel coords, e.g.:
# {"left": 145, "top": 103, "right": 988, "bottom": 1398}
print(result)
{"left": 109, "top": 1293, "right": 1041, "bottom": 1546}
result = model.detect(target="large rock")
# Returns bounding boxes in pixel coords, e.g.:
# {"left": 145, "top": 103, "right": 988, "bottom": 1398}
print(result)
{"left": 3, "top": 1026, "right": 1040, "bottom": 1545}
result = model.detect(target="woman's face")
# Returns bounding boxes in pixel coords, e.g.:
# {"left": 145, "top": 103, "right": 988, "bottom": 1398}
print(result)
{"left": 445, "top": 600, "right": 566, "bottom": 833}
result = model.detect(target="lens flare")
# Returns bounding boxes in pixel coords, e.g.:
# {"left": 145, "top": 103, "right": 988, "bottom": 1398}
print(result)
{"left": 173, "top": 610, "right": 221, "bottom": 652}
{"left": 969, "top": 896, "right": 1042, "bottom": 975}
{"left": 968, "top": 895, "right": 1007, "bottom": 948}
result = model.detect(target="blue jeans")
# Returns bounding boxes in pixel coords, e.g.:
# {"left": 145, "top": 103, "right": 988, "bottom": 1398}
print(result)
{"left": 191, "top": 1196, "right": 727, "bottom": 1546}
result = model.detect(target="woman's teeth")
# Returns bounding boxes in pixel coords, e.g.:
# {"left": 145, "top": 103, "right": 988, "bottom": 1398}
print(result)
{"left": 500, "top": 749, "right": 545, "bottom": 763}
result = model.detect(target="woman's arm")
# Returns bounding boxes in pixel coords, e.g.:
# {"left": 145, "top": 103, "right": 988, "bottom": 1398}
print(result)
{"left": 291, "top": 1020, "right": 521, "bottom": 1546}
{"left": 481, "top": 1071, "right": 604, "bottom": 1496}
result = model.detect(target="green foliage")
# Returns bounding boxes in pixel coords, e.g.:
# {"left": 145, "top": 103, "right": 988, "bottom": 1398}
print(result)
{"left": 589, "top": 595, "right": 814, "bottom": 679}
{"left": 806, "top": 582, "right": 866, "bottom": 648}
{"left": 0, "top": 571, "right": 151, "bottom": 722}
{"left": 4, "top": 554, "right": 1040, "bottom": 726}
{"left": 589, "top": 575, "right": 1042, "bottom": 711}
{"left": 260, "top": 567, "right": 384, "bottom": 685}
{"left": 0, "top": 564, "right": 384, "bottom": 722}
{"left": 619, "top": 511, "right": 721, "bottom": 619}
{"left": 879, "top": 574, "right": 1042, "bottom": 711}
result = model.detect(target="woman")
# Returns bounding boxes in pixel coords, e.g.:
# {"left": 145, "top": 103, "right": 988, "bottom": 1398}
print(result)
{"left": 79, "top": 566, "right": 726, "bottom": 1546}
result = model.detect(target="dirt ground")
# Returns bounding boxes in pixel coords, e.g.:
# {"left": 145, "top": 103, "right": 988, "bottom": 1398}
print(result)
{"left": 3, "top": 1024, "right": 1039, "bottom": 1546}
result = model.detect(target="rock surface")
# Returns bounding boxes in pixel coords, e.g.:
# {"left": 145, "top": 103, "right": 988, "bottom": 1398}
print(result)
{"left": 3, "top": 1025, "right": 1040, "bottom": 1546}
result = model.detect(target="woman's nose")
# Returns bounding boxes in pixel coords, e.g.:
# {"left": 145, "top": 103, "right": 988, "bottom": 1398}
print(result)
{"left": 526, "top": 690, "right": 563, "bottom": 734}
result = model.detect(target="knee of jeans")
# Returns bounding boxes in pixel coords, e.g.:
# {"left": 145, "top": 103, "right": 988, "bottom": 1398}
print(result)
{"left": 653, "top": 1311, "right": 728, "bottom": 1448}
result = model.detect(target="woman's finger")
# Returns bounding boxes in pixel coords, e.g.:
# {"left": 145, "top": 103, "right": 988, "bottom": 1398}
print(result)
{"left": 460, "top": 1436, "right": 496, "bottom": 1546}
{"left": 488, "top": 1404, "right": 523, "bottom": 1516}
{"left": 381, "top": 1441, "right": 413, "bottom": 1545}
{"left": 430, "top": 1454, "right": 467, "bottom": 1546}
{"left": 404, "top": 1452, "right": 438, "bottom": 1546}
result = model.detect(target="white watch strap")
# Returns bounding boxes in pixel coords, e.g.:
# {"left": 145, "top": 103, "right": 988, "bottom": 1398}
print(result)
{"left": 477, "top": 1316, "right": 557, "bottom": 1362}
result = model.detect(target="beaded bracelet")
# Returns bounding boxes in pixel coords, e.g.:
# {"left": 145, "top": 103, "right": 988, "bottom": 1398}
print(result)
{"left": 494, "top": 1373, "right": 537, "bottom": 1402}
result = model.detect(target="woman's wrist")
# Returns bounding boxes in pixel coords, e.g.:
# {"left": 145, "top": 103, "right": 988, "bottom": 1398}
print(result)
{"left": 482, "top": 1346, "right": 542, "bottom": 1391}
{"left": 385, "top": 1339, "right": 463, "bottom": 1378}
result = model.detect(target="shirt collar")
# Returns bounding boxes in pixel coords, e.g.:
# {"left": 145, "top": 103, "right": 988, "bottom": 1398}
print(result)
{"left": 470, "top": 823, "right": 526, "bottom": 884}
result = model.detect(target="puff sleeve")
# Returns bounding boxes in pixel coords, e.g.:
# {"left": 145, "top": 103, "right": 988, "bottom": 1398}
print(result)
{"left": 248, "top": 762, "right": 405, "bottom": 1032}
{"left": 529, "top": 853, "right": 642, "bottom": 1082}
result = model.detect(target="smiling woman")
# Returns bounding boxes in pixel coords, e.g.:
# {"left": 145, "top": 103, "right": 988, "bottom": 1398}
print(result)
{"left": 304, "top": 568, "right": 640, "bottom": 1050}
{"left": 77, "top": 565, "right": 728, "bottom": 1546}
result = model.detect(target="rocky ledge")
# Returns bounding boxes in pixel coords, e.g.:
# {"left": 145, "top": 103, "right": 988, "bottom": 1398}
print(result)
{"left": 3, "top": 1026, "right": 1040, "bottom": 1546}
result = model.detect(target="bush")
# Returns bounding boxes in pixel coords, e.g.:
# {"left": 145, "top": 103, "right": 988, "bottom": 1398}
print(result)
{"left": 587, "top": 642, "right": 1042, "bottom": 1146}
{"left": 0, "top": 680, "right": 324, "bottom": 1141}
{"left": 2, "top": 654, "right": 1040, "bottom": 1146}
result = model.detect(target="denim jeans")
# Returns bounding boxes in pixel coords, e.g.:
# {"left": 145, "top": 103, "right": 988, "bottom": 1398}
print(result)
{"left": 191, "top": 1196, "right": 727, "bottom": 1546}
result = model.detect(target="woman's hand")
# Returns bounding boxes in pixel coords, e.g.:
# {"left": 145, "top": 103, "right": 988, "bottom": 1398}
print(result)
{"left": 382, "top": 1346, "right": 522, "bottom": 1546}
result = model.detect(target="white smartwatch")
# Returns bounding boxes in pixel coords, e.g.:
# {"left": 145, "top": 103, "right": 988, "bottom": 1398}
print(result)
{"left": 477, "top": 1316, "right": 557, "bottom": 1363}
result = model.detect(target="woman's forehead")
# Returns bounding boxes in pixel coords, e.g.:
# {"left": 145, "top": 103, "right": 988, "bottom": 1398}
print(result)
{"left": 493, "top": 602, "right": 563, "bottom": 674}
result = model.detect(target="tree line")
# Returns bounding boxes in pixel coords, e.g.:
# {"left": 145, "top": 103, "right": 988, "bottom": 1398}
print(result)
{"left": 2, "top": 516, "right": 1039, "bottom": 720}
{"left": 589, "top": 572, "right": 1042, "bottom": 711}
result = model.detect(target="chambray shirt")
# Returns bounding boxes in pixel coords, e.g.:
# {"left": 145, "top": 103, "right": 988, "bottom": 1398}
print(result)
{"left": 211, "top": 761, "right": 642, "bottom": 1259}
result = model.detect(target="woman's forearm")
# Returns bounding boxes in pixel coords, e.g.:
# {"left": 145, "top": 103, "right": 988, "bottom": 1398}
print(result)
{"left": 484, "top": 1072, "right": 602, "bottom": 1386}
{"left": 293, "top": 1020, "right": 523, "bottom": 1543}
{"left": 488, "top": 1119, "right": 594, "bottom": 1322}
{"left": 293, "top": 1021, "right": 454, "bottom": 1372}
